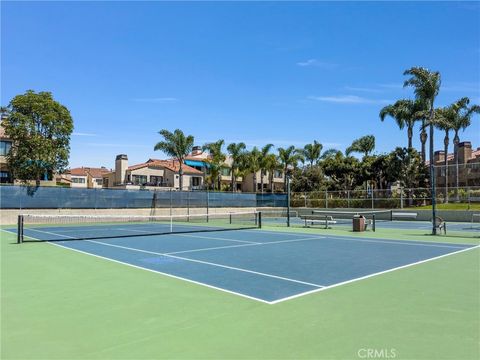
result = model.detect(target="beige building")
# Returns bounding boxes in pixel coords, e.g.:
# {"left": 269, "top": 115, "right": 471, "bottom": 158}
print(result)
{"left": 433, "top": 141, "right": 480, "bottom": 187}
{"left": 102, "top": 154, "right": 204, "bottom": 190}
{"left": 67, "top": 167, "right": 111, "bottom": 188}
{"left": 0, "top": 125, "right": 12, "bottom": 183}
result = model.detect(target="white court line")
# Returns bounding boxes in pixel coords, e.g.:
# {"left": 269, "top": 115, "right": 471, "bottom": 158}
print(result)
{"left": 47, "top": 241, "right": 271, "bottom": 304}
{"left": 174, "top": 233, "right": 260, "bottom": 244}
{"left": 269, "top": 245, "right": 480, "bottom": 304}
{"left": 87, "top": 240, "right": 325, "bottom": 288}
{"left": 166, "top": 236, "right": 324, "bottom": 255}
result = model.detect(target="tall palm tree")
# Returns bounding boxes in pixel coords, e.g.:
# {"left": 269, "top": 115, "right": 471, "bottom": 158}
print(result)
{"left": 300, "top": 140, "right": 323, "bottom": 167}
{"left": 259, "top": 143, "right": 274, "bottom": 193}
{"left": 403, "top": 67, "right": 441, "bottom": 233}
{"left": 345, "top": 135, "right": 375, "bottom": 158}
{"left": 380, "top": 99, "right": 423, "bottom": 150}
{"left": 433, "top": 107, "right": 454, "bottom": 202}
{"left": 437, "top": 98, "right": 480, "bottom": 199}
{"left": 264, "top": 154, "right": 280, "bottom": 192}
{"left": 278, "top": 146, "right": 304, "bottom": 192}
{"left": 226, "top": 142, "right": 246, "bottom": 192}
{"left": 154, "top": 129, "right": 194, "bottom": 190}
{"left": 246, "top": 147, "right": 262, "bottom": 193}
{"left": 202, "top": 139, "right": 226, "bottom": 191}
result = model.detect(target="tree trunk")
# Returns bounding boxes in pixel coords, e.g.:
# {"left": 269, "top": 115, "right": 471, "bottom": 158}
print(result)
{"left": 283, "top": 166, "right": 287, "bottom": 192}
{"left": 420, "top": 126, "right": 427, "bottom": 163}
{"left": 407, "top": 126, "right": 413, "bottom": 149}
{"left": 454, "top": 132, "right": 460, "bottom": 202}
{"left": 260, "top": 170, "right": 264, "bottom": 194}
{"left": 179, "top": 162, "right": 183, "bottom": 191}
{"left": 443, "top": 132, "right": 449, "bottom": 203}
{"left": 253, "top": 173, "right": 257, "bottom": 193}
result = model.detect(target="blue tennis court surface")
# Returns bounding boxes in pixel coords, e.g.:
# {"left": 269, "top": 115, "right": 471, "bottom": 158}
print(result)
{"left": 9, "top": 226, "right": 477, "bottom": 304}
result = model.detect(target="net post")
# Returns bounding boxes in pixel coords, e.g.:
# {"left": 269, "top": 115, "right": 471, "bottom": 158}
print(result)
{"left": 229, "top": 213, "right": 232, "bottom": 224}
{"left": 17, "top": 215, "right": 24, "bottom": 244}
{"left": 325, "top": 215, "right": 328, "bottom": 230}
{"left": 258, "top": 211, "right": 262, "bottom": 229}
{"left": 372, "top": 214, "right": 376, "bottom": 232}
{"left": 390, "top": 210, "right": 393, "bottom": 221}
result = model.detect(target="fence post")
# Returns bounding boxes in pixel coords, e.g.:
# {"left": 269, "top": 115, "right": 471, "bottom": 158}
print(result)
{"left": 169, "top": 189, "right": 173, "bottom": 216}
{"left": 206, "top": 190, "right": 209, "bottom": 222}
{"left": 325, "top": 190, "right": 328, "bottom": 209}
{"left": 400, "top": 186, "right": 404, "bottom": 209}
{"left": 347, "top": 190, "right": 350, "bottom": 208}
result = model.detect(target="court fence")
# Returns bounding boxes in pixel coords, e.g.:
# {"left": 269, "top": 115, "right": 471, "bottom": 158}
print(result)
{"left": 0, "top": 185, "right": 288, "bottom": 210}
{"left": 291, "top": 186, "right": 480, "bottom": 209}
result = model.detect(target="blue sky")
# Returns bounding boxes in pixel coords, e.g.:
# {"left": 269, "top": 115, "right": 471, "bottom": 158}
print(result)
{"left": 2, "top": 1, "right": 479, "bottom": 168}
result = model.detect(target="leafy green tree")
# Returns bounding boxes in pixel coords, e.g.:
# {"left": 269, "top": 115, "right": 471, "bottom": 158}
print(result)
{"left": 278, "top": 145, "right": 304, "bottom": 191}
{"left": 387, "top": 147, "right": 429, "bottom": 190}
{"left": 380, "top": 99, "right": 424, "bottom": 150}
{"left": 226, "top": 142, "right": 246, "bottom": 192}
{"left": 154, "top": 129, "right": 194, "bottom": 190}
{"left": 291, "top": 165, "right": 325, "bottom": 192}
{"left": 322, "top": 152, "right": 362, "bottom": 191}
{"left": 300, "top": 140, "right": 323, "bottom": 167}
{"left": 202, "top": 139, "right": 226, "bottom": 191}
{"left": 345, "top": 135, "right": 375, "bottom": 158}
{"left": 246, "top": 147, "right": 262, "bottom": 193}
{"left": 2, "top": 90, "right": 74, "bottom": 184}
{"left": 259, "top": 143, "right": 274, "bottom": 193}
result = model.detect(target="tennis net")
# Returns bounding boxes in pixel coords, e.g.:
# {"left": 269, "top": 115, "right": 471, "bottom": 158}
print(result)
{"left": 17, "top": 211, "right": 261, "bottom": 243}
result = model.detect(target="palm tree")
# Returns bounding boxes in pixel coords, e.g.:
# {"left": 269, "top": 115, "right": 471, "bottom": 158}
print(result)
{"left": 433, "top": 107, "right": 453, "bottom": 202}
{"left": 403, "top": 67, "right": 441, "bottom": 233}
{"left": 345, "top": 135, "right": 375, "bottom": 158}
{"left": 202, "top": 139, "right": 226, "bottom": 191}
{"left": 380, "top": 99, "right": 423, "bottom": 150}
{"left": 278, "top": 146, "right": 304, "bottom": 192}
{"left": 264, "top": 154, "right": 280, "bottom": 192}
{"left": 300, "top": 140, "right": 323, "bottom": 167}
{"left": 246, "top": 147, "right": 262, "bottom": 193}
{"left": 437, "top": 98, "right": 480, "bottom": 199}
{"left": 154, "top": 129, "right": 194, "bottom": 190}
{"left": 226, "top": 142, "right": 246, "bottom": 192}
{"left": 259, "top": 143, "right": 274, "bottom": 193}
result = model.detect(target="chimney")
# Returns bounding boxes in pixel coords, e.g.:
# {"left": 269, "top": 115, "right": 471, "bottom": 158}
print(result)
{"left": 115, "top": 154, "right": 128, "bottom": 184}
{"left": 434, "top": 151, "right": 444, "bottom": 164}
{"left": 191, "top": 146, "right": 202, "bottom": 156}
{"left": 457, "top": 142, "right": 472, "bottom": 164}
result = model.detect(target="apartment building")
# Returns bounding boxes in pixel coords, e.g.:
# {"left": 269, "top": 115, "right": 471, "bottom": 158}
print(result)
{"left": 0, "top": 125, "right": 12, "bottom": 183}
{"left": 433, "top": 141, "right": 480, "bottom": 187}
{"left": 102, "top": 154, "right": 204, "bottom": 190}
{"left": 185, "top": 146, "right": 285, "bottom": 192}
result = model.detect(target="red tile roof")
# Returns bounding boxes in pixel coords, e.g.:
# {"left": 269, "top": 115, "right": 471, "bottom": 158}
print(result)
{"left": 128, "top": 159, "right": 203, "bottom": 174}
{"left": 69, "top": 167, "right": 111, "bottom": 178}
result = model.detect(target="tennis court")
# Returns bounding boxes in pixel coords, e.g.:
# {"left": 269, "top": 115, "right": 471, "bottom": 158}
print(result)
{"left": 6, "top": 211, "right": 478, "bottom": 304}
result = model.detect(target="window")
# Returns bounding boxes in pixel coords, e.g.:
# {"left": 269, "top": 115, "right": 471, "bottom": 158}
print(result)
{"left": 95, "top": 179, "right": 103, "bottom": 185}
{"left": 274, "top": 170, "right": 283, "bottom": 178}
{"left": 221, "top": 167, "right": 231, "bottom": 176}
{"left": 132, "top": 175, "right": 147, "bottom": 185}
{"left": 72, "top": 177, "right": 86, "bottom": 183}
{"left": 0, "top": 171, "right": 10, "bottom": 183}
{"left": 150, "top": 175, "right": 164, "bottom": 185}
{"left": 0, "top": 141, "right": 12, "bottom": 156}
{"left": 192, "top": 177, "right": 201, "bottom": 186}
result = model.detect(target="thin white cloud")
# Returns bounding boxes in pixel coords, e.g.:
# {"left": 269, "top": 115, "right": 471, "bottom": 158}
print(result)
{"left": 378, "top": 83, "right": 405, "bottom": 90}
{"left": 307, "top": 95, "right": 390, "bottom": 105}
{"left": 344, "top": 86, "right": 383, "bottom": 93}
{"left": 72, "top": 132, "right": 98, "bottom": 137}
{"left": 85, "top": 143, "right": 150, "bottom": 149}
{"left": 131, "top": 97, "right": 179, "bottom": 103}
{"left": 296, "top": 59, "right": 338, "bottom": 69}
{"left": 441, "top": 82, "right": 480, "bottom": 93}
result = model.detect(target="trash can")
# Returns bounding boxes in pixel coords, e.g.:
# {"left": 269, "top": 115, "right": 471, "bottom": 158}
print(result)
{"left": 353, "top": 215, "right": 365, "bottom": 232}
